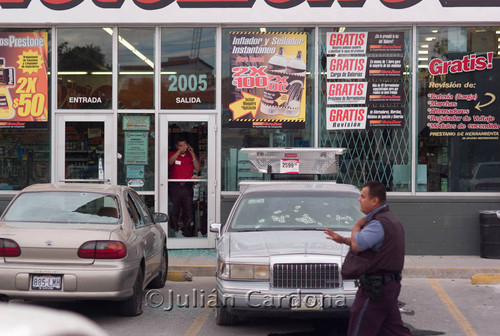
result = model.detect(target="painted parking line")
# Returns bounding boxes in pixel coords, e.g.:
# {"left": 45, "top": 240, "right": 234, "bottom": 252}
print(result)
{"left": 184, "top": 305, "right": 211, "bottom": 336}
{"left": 428, "top": 279, "right": 477, "bottom": 336}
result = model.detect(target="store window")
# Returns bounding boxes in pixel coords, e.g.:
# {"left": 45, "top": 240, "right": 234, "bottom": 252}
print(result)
{"left": 319, "top": 27, "right": 413, "bottom": 191}
{"left": 0, "top": 29, "right": 51, "bottom": 190}
{"left": 417, "top": 26, "right": 500, "bottom": 192}
{"left": 57, "top": 28, "right": 112, "bottom": 109}
{"left": 221, "top": 28, "right": 315, "bottom": 191}
{"left": 118, "top": 28, "right": 155, "bottom": 109}
{"left": 117, "top": 114, "right": 155, "bottom": 191}
{"left": 161, "top": 28, "right": 216, "bottom": 109}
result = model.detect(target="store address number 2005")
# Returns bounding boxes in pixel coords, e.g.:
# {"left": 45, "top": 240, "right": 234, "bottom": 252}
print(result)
{"left": 167, "top": 74, "right": 208, "bottom": 92}
{"left": 13, "top": 77, "right": 45, "bottom": 117}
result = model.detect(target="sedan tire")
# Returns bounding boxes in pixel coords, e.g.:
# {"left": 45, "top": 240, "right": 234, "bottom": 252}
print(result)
{"left": 215, "top": 293, "right": 239, "bottom": 326}
{"left": 118, "top": 269, "right": 144, "bottom": 316}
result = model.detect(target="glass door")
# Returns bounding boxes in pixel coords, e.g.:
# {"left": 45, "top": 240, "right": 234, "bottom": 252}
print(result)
{"left": 55, "top": 114, "right": 115, "bottom": 183}
{"left": 159, "top": 114, "right": 216, "bottom": 249}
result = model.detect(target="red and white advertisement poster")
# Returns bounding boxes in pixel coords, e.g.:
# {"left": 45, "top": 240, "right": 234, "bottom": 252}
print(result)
{"left": 327, "top": 82, "right": 368, "bottom": 105}
{"left": 0, "top": 32, "right": 48, "bottom": 129}
{"left": 367, "top": 32, "right": 405, "bottom": 53}
{"left": 367, "top": 57, "right": 404, "bottom": 78}
{"left": 326, "top": 107, "right": 367, "bottom": 130}
{"left": 327, "top": 57, "right": 367, "bottom": 79}
{"left": 368, "top": 82, "right": 404, "bottom": 104}
{"left": 327, "top": 56, "right": 404, "bottom": 80}
{"left": 326, "top": 32, "right": 368, "bottom": 55}
{"left": 367, "top": 108, "right": 404, "bottom": 128}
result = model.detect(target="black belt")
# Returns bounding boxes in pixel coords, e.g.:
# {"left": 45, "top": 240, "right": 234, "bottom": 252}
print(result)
{"left": 355, "top": 272, "right": 402, "bottom": 287}
{"left": 177, "top": 182, "right": 192, "bottom": 186}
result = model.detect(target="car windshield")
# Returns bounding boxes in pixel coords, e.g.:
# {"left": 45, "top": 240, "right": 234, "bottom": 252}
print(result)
{"left": 229, "top": 191, "right": 362, "bottom": 232}
{"left": 2, "top": 191, "right": 120, "bottom": 224}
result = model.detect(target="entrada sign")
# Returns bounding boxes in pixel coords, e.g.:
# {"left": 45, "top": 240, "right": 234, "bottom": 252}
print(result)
{"left": 0, "top": 0, "right": 497, "bottom": 10}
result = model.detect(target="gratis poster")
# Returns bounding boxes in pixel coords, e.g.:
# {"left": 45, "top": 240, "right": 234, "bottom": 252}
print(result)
{"left": 0, "top": 32, "right": 49, "bottom": 129}
{"left": 228, "top": 32, "right": 307, "bottom": 129}
{"left": 325, "top": 31, "right": 406, "bottom": 131}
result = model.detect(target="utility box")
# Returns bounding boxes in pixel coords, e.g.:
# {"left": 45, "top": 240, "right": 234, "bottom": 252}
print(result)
{"left": 479, "top": 210, "right": 500, "bottom": 259}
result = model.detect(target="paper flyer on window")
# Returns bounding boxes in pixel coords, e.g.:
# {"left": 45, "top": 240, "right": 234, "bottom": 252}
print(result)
{"left": 424, "top": 51, "right": 500, "bottom": 141}
{"left": 0, "top": 32, "right": 48, "bottom": 129}
{"left": 325, "top": 31, "right": 406, "bottom": 130}
{"left": 228, "top": 31, "right": 307, "bottom": 129}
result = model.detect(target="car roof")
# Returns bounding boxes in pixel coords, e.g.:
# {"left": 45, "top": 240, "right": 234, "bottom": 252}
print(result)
{"left": 20, "top": 183, "right": 126, "bottom": 194}
{"left": 240, "top": 181, "right": 360, "bottom": 195}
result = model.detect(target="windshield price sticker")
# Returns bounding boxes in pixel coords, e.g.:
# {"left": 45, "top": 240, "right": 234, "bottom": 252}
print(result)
{"left": 32, "top": 274, "right": 62, "bottom": 290}
{"left": 280, "top": 159, "right": 299, "bottom": 174}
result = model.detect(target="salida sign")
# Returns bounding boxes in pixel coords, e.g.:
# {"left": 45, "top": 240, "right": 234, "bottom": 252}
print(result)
{"left": 0, "top": 0, "right": 497, "bottom": 10}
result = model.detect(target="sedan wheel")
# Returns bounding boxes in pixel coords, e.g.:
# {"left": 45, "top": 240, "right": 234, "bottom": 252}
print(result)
{"left": 118, "top": 269, "right": 144, "bottom": 316}
{"left": 215, "top": 293, "right": 239, "bottom": 326}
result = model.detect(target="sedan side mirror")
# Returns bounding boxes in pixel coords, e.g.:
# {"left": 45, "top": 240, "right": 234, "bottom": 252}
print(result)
{"left": 210, "top": 223, "right": 222, "bottom": 236}
{"left": 154, "top": 212, "right": 169, "bottom": 223}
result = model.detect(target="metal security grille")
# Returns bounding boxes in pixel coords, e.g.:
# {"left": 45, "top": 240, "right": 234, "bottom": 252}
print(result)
{"left": 318, "top": 28, "right": 412, "bottom": 191}
{"left": 272, "top": 263, "right": 340, "bottom": 289}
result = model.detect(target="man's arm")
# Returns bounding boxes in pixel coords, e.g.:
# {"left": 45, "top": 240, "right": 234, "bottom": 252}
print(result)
{"left": 349, "top": 217, "right": 366, "bottom": 252}
{"left": 168, "top": 151, "right": 180, "bottom": 165}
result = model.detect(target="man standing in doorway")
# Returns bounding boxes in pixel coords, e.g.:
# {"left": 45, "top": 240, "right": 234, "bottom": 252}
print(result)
{"left": 324, "top": 181, "right": 412, "bottom": 336}
{"left": 168, "top": 138, "right": 200, "bottom": 237}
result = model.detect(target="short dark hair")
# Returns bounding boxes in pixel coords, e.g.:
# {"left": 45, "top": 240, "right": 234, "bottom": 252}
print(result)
{"left": 363, "top": 181, "right": 386, "bottom": 203}
{"left": 176, "top": 137, "right": 187, "bottom": 144}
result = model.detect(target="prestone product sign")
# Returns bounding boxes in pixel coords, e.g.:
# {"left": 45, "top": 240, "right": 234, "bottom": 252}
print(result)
{"left": 0, "top": 32, "right": 48, "bottom": 129}
{"left": 228, "top": 32, "right": 307, "bottom": 129}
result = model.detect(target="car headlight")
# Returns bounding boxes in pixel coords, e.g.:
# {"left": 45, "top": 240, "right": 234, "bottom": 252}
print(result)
{"left": 218, "top": 262, "right": 269, "bottom": 280}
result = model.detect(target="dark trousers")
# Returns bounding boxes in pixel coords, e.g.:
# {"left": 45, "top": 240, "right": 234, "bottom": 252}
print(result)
{"left": 348, "top": 280, "right": 413, "bottom": 336}
{"left": 169, "top": 182, "right": 194, "bottom": 236}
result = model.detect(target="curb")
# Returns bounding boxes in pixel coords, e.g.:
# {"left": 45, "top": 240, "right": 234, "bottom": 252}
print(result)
{"left": 167, "top": 270, "right": 193, "bottom": 282}
{"left": 471, "top": 273, "right": 500, "bottom": 285}
{"left": 403, "top": 267, "right": 500, "bottom": 279}
{"left": 169, "top": 265, "right": 215, "bottom": 277}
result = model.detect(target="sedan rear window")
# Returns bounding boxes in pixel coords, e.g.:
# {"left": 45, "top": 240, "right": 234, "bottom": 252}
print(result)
{"left": 229, "top": 191, "right": 362, "bottom": 231}
{"left": 3, "top": 192, "right": 120, "bottom": 224}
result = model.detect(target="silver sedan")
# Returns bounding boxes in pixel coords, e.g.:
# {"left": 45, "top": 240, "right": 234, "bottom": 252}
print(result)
{"left": 0, "top": 183, "right": 168, "bottom": 316}
{"left": 210, "top": 182, "right": 362, "bottom": 325}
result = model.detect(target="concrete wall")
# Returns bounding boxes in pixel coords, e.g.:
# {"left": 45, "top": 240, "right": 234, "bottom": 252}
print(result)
{"left": 221, "top": 193, "right": 500, "bottom": 256}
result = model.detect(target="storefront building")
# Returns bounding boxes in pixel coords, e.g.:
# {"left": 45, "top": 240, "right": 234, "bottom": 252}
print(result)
{"left": 0, "top": 0, "right": 499, "bottom": 253}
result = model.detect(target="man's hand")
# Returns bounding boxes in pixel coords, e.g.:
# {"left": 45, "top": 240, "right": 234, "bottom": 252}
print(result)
{"left": 324, "top": 227, "right": 346, "bottom": 245}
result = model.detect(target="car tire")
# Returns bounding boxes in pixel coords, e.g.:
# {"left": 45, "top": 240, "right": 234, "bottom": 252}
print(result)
{"left": 118, "top": 268, "right": 144, "bottom": 317}
{"left": 215, "top": 292, "right": 239, "bottom": 326}
{"left": 148, "top": 247, "right": 168, "bottom": 289}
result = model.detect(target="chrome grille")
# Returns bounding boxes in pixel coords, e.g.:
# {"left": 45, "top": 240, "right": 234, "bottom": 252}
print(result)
{"left": 272, "top": 263, "right": 340, "bottom": 289}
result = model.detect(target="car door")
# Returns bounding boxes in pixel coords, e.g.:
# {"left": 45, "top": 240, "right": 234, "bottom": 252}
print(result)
{"left": 127, "top": 190, "right": 162, "bottom": 283}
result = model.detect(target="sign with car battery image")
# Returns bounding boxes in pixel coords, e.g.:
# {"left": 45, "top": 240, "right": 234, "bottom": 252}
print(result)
{"left": 0, "top": 32, "right": 48, "bottom": 129}
{"left": 228, "top": 32, "right": 307, "bottom": 129}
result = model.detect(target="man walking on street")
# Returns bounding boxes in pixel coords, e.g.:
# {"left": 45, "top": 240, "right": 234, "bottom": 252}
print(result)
{"left": 324, "top": 181, "right": 412, "bottom": 336}
{"left": 168, "top": 138, "right": 200, "bottom": 237}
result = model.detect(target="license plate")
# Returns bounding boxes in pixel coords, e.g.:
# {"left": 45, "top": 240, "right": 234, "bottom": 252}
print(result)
{"left": 32, "top": 275, "right": 62, "bottom": 290}
{"left": 290, "top": 294, "right": 323, "bottom": 310}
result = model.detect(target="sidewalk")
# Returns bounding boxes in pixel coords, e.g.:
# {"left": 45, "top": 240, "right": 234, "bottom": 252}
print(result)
{"left": 167, "top": 249, "right": 500, "bottom": 283}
